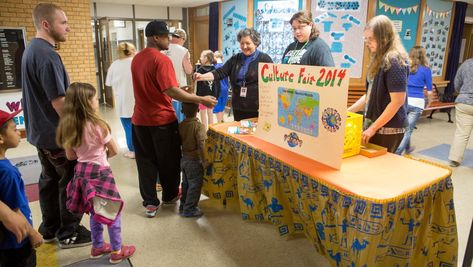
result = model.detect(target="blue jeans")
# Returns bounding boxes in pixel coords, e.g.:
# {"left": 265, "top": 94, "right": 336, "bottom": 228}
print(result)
{"left": 395, "top": 105, "right": 423, "bottom": 155}
{"left": 180, "top": 157, "right": 204, "bottom": 214}
{"left": 120, "top": 118, "right": 134, "bottom": 152}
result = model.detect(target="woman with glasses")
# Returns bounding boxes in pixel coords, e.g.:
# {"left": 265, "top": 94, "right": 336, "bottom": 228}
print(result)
{"left": 194, "top": 28, "right": 273, "bottom": 121}
{"left": 282, "top": 11, "right": 334, "bottom": 66}
{"left": 348, "top": 15, "right": 409, "bottom": 153}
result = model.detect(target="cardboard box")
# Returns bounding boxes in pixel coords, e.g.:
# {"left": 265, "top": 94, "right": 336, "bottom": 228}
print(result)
{"left": 360, "top": 143, "right": 388, "bottom": 158}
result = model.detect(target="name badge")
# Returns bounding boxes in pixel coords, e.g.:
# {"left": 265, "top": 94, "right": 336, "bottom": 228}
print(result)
{"left": 240, "top": 86, "right": 247, "bottom": 97}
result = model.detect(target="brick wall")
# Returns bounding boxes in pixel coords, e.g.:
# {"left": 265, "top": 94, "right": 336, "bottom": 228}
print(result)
{"left": 0, "top": 0, "right": 96, "bottom": 87}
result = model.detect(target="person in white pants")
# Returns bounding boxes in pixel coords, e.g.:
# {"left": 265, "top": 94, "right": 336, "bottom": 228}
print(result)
{"left": 448, "top": 58, "right": 473, "bottom": 167}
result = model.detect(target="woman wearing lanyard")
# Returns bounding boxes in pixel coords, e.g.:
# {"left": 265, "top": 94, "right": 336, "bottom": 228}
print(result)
{"left": 348, "top": 15, "right": 409, "bottom": 153}
{"left": 194, "top": 28, "right": 273, "bottom": 121}
{"left": 282, "top": 11, "right": 334, "bottom": 67}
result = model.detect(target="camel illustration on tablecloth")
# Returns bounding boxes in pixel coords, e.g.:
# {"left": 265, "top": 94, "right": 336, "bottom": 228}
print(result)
{"left": 351, "top": 238, "right": 369, "bottom": 257}
{"left": 240, "top": 196, "right": 254, "bottom": 209}
{"left": 328, "top": 250, "right": 341, "bottom": 267}
{"left": 211, "top": 178, "right": 224, "bottom": 187}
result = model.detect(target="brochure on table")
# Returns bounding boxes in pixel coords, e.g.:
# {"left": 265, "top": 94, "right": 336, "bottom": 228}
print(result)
{"left": 256, "top": 63, "right": 349, "bottom": 169}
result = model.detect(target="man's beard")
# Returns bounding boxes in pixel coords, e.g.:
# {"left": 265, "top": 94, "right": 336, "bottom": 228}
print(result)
{"left": 50, "top": 27, "right": 66, "bottom": 43}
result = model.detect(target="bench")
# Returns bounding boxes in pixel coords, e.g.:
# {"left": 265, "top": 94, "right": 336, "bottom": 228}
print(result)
{"left": 424, "top": 83, "right": 455, "bottom": 123}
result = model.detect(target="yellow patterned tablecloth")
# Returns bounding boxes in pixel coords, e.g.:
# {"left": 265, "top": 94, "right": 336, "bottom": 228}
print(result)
{"left": 203, "top": 122, "right": 458, "bottom": 267}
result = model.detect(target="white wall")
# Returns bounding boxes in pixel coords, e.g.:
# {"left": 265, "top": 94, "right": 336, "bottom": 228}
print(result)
{"left": 169, "top": 7, "right": 183, "bottom": 20}
{"left": 95, "top": 3, "right": 133, "bottom": 18}
{"left": 91, "top": 2, "right": 182, "bottom": 20}
{"left": 135, "top": 5, "right": 168, "bottom": 20}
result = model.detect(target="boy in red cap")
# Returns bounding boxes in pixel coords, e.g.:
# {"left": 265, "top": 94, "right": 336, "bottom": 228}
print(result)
{"left": 0, "top": 109, "right": 43, "bottom": 266}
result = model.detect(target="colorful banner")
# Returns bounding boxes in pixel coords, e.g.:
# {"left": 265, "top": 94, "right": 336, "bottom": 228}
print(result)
{"left": 378, "top": 0, "right": 418, "bottom": 15}
{"left": 424, "top": 5, "right": 451, "bottom": 19}
{"left": 420, "top": 0, "right": 453, "bottom": 77}
{"left": 256, "top": 63, "right": 349, "bottom": 169}
{"left": 376, "top": 0, "right": 421, "bottom": 56}
{"left": 221, "top": 0, "right": 248, "bottom": 61}
{"left": 254, "top": 0, "right": 302, "bottom": 63}
{"left": 312, "top": 0, "right": 368, "bottom": 78}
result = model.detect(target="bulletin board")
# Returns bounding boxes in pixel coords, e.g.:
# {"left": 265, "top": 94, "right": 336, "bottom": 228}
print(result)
{"left": 254, "top": 0, "right": 302, "bottom": 63}
{"left": 375, "top": 0, "right": 421, "bottom": 53}
{"left": 312, "top": 0, "right": 368, "bottom": 78}
{"left": 221, "top": 0, "right": 248, "bottom": 61}
{"left": 420, "top": 0, "right": 453, "bottom": 77}
{"left": 0, "top": 27, "right": 26, "bottom": 91}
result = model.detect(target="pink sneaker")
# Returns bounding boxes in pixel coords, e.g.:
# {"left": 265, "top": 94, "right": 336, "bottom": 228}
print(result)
{"left": 109, "top": 245, "right": 136, "bottom": 264}
{"left": 90, "top": 242, "right": 112, "bottom": 258}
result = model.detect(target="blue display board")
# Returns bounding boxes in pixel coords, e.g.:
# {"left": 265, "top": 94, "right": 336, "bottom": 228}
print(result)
{"left": 376, "top": 0, "right": 421, "bottom": 53}
{"left": 312, "top": 0, "right": 368, "bottom": 78}
{"left": 420, "top": 0, "right": 452, "bottom": 77}
{"left": 254, "top": 0, "right": 302, "bottom": 63}
{"left": 221, "top": 0, "right": 248, "bottom": 61}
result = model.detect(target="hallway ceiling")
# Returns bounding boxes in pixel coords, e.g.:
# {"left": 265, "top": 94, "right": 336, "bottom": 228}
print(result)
{"left": 92, "top": 0, "right": 217, "bottom": 8}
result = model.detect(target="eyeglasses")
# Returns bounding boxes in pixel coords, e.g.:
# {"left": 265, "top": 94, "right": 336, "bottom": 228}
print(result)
{"left": 292, "top": 24, "right": 309, "bottom": 32}
{"left": 363, "top": 36, "right": 376, "bottom": 43}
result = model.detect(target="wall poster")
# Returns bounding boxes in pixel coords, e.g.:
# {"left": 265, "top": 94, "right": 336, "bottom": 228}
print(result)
{"left": 376, "top": 0, "right": 420, "bottom": 53}
{"left": 312, "top": 0, "right": 368, "bottom": 78}
{"left": 256, "top": 63, "right": 349, "bottom": 169}
{"left": 221, "top": 0, "right": 248, "bottom": 61}
{"left": 254, "top": 0, "right": 302, "bottom": 63}
{"left": 0, "top": 27, "right": 26, "bottom": 91}
{"left": 420, "top": 0, "right": 452, "bottom": 77}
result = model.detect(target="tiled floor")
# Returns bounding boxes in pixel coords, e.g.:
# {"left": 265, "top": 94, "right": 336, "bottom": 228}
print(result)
{"left": 8, "top": 106, "right": 472, "bottom": 266}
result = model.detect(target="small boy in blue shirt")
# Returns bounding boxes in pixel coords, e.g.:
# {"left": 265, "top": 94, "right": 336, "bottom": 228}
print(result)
{"left": 0, "top": 109, "right": 43, "bottom": 266}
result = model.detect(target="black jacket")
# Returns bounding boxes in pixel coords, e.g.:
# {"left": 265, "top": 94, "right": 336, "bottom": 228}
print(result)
{"left": 212, "top": 51, "right": 272, "bottom": 112}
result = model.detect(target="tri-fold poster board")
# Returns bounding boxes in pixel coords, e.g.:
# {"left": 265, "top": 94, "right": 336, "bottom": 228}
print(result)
{"left": 256, "top": 63, "right": 349, "bottom": 169}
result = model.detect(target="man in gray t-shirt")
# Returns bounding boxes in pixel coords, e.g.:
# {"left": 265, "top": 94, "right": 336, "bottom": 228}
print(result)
{"left": 21, "top": 3, "right": 91, "bottom": 248}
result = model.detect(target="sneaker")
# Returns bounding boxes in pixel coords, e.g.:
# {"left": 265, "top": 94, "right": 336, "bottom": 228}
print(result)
{"left": 181, "top": 208, "right": 204, "bottom": 218}
{"left": 90, "top": 242, "right": 112, "bottom": 258}
{"left": 58, "top": 225, "right": 92, "bottom": 249}
{"left": 449, "top": 160, "right": 460, "bottom": 167}
{"left": 162, "top": 194, "right": 181, "bottom": 204}
{"left": 145, "top": 205, "right": 159, "bottom": 218}
{"left": 110, "top": 245, "right": 136, "bottom": 264}
{"left": 42, "top": 232, "right": 57, "bottom": 243}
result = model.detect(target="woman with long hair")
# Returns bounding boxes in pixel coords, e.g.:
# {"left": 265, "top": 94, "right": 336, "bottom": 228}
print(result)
{"left": 348, "top": 15, "right": 409, "bottom": 152}
{"left": 395, "top": 46, "right": 433, "bottom": 155}
{"left": 281, "top": 11, "right": 334, "bottom": 66}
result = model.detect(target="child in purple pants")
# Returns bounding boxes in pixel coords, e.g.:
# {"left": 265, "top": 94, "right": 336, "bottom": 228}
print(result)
{"left": 57, "top": 82, "right": 135, "bottom": 264}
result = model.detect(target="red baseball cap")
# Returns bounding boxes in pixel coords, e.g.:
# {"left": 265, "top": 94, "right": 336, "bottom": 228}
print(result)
{"left": 0, "top": 109, "right": 22, "bottom": 127}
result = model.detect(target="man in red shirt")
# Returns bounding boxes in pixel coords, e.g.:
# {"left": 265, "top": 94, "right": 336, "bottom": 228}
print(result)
{"left": 131, "top": 20, "right": 216, "bottom": 218}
